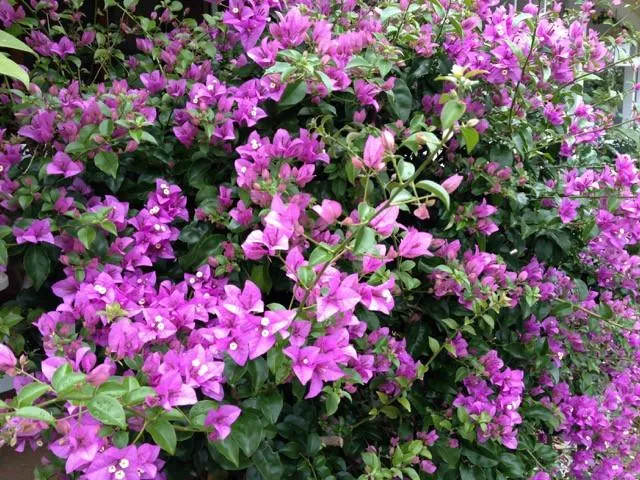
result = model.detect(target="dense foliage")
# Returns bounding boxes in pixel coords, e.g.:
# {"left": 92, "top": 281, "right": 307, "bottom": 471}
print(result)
{"left": 0, "top": 0, "right": 639, "bottom": 478}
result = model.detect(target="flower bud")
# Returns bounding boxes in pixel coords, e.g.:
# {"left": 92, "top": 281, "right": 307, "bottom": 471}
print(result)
{"left": 381, "top": 130, "right": 396, "bottom": 152}
{"left": 441, "top": 174, "right": 463, "bottom": 193}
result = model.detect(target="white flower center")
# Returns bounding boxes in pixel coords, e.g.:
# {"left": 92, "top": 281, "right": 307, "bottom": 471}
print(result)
{"left": 119, "top": 459, "right": 129, "bottom": 469}
{"left": 229, "top": 342, "right": 238, "bottom": 351}
{"left": 261, "top": 329, "right": 270, "bottom": 337}
{"left": 260, "top": 318, "right": 270, "bottom": 326}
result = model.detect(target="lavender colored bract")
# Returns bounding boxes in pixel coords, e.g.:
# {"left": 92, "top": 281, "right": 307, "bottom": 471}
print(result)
{"left": 0, "top": 0, "right": 638, "bottom": 478}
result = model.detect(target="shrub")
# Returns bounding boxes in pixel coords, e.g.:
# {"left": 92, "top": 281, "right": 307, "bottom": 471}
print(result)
{"left": 0, "top": 0, "right": 638, "bottom": 478}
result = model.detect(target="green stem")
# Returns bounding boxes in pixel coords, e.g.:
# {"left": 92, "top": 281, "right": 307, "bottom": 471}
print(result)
{"left": 133, "top": 420, "right": 147, "bottom": 443}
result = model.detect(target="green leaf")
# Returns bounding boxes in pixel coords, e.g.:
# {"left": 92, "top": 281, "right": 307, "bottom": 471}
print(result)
{"left": 147, "top": 419, "right": 177, "bottom": 455}
{"left": 0, "top": 53, "right": 29, "bottom": 87}
{"left": 212, "top": 436, "right": 240, "bottom": 467}
{"left": 16, "top": 383, "right": 50, "bottom": 407}
{"left": 122, "top": 386, "right": 156, "bottom": 406}
{"left": 415, "top": 180, "right": 451, "bottom": 210}
{"left": 247, "top": 358, "right": 268, "bottom": 394}
{"left": 52, "top": 364, "right": 86, "bottom": 393}
{"left": 97, "top": 380, "right": 129, "bottom": 398}
{"left": 253, "top": 445, "right": 284, "bottom": 480}
{"left": 179, "top": 234, "right": 225, "bottom": 270}
{"left": 231, "top": 411, "right": 263, "bottom": 457}
{"left": 0, "top": 239, "right": 7, "bottom": 265}
{"left": 459, "top": 464, "right": 476, "bottom": 480}
{"left": 353, "top": 226, "right": 376, "bottom": 254}
{"left": 23, "top": 245, "right": 51, "bottom": 291}
{"left": 279, "top": 81, "right": 307, "bottom": 107}
{"left": 390, "top": 79, "right": 413, "bottom": 121}
{"left": 432, "top": 443, "right": 460, "bottom": 466}
{"left": 250, "top": 264, "right": 272, "bottom": 294}
{"left": 254, "top": 390, "right": 283, "bottom": 424}
{"left": 94, "top": 151, "right": 119, "bottom": 178}
{"left": 525, "top": 404, "right": 560, "bottom": 429}
{"left": 428, "top": 336, "right": 440, "bottom": 353}
{"left": 462, "top": 447, "right": 499, "bottom": 467}
{"left": 112, "top": 430, "right": 129, "bottom": 448}
{"left": 461, "top": 127, "right": 479, "bottom": 153}
{"left": 316, "top": 71, "right": 334, "bottom": 92}
{"left": 440, "top": 100, "right": 466, "bottom": 130}
{"left": 309, "top": 245, "right": 333, "bottom": 266}
{"left": 498, "top": 453, "right": 526, "bottom": 477}
{"left": 402, "top": 468, "right": 420, "bottom": 480}
{"left": 78, "top": 226, "right": 96, "bottom": 250}
{"left": 0, "top": 31, "right": 35, "bottom": 53}
{"left": 325, "top": 390, "right": 340, "bottom": 416}
{"left": 14, "top": 406, "right": 55, "bottom": 425}
{"left": 88, "top": 394, "right": 127, "bottom": 428}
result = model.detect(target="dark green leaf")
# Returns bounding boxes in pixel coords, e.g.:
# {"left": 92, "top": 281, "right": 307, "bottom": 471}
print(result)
{"left": 390, "top": 79, "right": 413, "bottom": 121}
{"left": 279, "top": 81, "right": 307, "bottom": 107}
{"left": 147, "top": 419, "right": 177, "bottom": 455}
{"left": 212, "top": 436, "right": 240, "bottom": 467}
{"left": 24, "top": 245, "right": 51, "bottom": 291}
{"left": 250, "top": 264, "right": 272, "bottom": 294}
{"left": 462, "top": 447, "right": 499, "bottom": 467}
{"left": 231, "top": 411, "right": 263, "bottom": 457}
{"left": 498, "top": 453, "right": 525, "bottom": 477}
{"left": 253, "top": 445, "right": 284, "bottom": 480}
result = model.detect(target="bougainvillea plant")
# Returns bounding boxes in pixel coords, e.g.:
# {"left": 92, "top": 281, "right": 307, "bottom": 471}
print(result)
{"left": 0, "top": 0, "right": 639, "bottom": 478}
